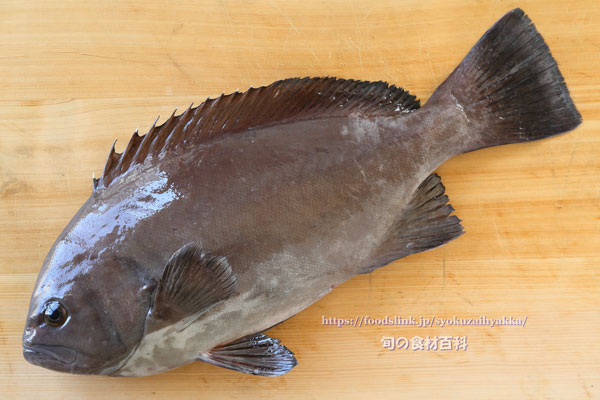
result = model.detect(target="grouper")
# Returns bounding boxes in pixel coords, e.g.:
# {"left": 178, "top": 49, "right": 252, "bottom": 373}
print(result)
{"left": 22, "top": 9, "right": 581, "bottom": 376}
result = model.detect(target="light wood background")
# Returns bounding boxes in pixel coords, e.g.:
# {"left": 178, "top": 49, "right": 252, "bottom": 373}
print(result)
{"left": 1, "top": 1, "right": 598, "bottom": 399}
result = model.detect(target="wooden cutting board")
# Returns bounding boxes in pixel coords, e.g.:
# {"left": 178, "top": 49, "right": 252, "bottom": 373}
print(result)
{"left": 1, "top": 1, "right": 598, "bottom": 398}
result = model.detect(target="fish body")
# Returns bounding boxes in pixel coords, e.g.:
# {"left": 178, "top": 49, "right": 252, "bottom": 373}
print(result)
{"left": 111, "top": 109, "right": 464, "bottom": 375}
{"left": 23, "top": 9, "right": 581, "bottom": 377}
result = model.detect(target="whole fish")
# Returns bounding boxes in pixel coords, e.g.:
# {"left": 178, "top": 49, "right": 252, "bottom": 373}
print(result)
{"left": 23, "top": 8, "right": 580, "bottom": 377}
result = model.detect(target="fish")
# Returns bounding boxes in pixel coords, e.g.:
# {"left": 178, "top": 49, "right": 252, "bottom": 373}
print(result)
{"left": 22, "top": 8, "right": 581, "bottom": 377}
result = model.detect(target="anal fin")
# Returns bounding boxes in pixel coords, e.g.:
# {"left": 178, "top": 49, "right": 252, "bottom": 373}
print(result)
{"left": 364, "top": 174, "right": 464, "bottom": 273}
{"left": 198, "top": 333, "right": 297, "bottom": 377}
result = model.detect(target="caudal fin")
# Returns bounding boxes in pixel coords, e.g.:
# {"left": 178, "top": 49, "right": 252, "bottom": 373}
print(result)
{"left": 430, "top": 8, "right": 581, "bottom": 150}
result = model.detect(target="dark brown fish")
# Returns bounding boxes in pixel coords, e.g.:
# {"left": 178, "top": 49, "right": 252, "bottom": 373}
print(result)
{"left": 22, "top": 9, "right": 580, "bottom": 377}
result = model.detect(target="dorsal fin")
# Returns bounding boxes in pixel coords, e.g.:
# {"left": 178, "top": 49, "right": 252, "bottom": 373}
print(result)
{"left": 95, "top": 77, "right": 420, "bottom": 190}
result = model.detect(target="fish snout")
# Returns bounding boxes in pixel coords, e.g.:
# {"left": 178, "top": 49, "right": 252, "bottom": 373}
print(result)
{"left": 23, "top": 343, "right": 78, "bottom": 366}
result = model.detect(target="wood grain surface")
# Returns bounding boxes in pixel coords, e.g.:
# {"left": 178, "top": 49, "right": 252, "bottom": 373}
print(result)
{"left": 1, "top": 1, "right": 598, "bottom": 399}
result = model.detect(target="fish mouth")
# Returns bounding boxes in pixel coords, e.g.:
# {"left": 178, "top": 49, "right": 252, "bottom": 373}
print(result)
{"left": 23, "top": 343, "right": 78, "bottom": 366}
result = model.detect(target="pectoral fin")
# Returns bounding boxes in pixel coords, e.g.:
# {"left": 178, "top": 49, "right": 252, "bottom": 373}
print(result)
{"left": 198, "top": 333, "right": 297, "bottom": 376}
{"left": 148, "top": 243, "right": 237, "bottom": 330}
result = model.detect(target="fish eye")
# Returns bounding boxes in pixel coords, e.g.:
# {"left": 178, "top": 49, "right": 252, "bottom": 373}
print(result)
{"left": 43, "top": 300, "right": 68, "bottom": 327}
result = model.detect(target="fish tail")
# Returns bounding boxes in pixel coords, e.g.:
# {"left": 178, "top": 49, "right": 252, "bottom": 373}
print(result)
{"left": 428, "top": 8, "right": 581, "bottom": 151}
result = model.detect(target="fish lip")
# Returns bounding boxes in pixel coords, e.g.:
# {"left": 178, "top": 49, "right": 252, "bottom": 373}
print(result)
{"left": 22, "top": 343, "right": 77, "bottom": 365}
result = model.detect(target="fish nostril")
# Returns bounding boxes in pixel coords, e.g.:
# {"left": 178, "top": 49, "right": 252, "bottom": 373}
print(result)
{"left": 22, "top": 335, "right": 34, "bottom": 347}
{"left": 23, "top": 327, "right": 36, "bottom": 343}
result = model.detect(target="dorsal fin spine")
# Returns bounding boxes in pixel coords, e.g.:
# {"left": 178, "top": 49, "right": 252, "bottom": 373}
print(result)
{"left": 114, "top": 130, "right": 141, "bottom": 176}
{"left": 209, "top": 93, "right": 227, "bottom": 135}
{"left": 150, "top": 109, "right": 178, "bottom": 156}
{"left": 166, "top": 103, "right": 193, "bottom": 150}
{"left": 193, "top": 100, "right": 211, "bottom": 136}
{"left": 132, "top": 128, "right": 152, "bottom": 166}
{"left": 99, "top": 140, "right": 119, "bottom": 188}
{"left": 134, "top": 115, "right": 161, "bottom": 164}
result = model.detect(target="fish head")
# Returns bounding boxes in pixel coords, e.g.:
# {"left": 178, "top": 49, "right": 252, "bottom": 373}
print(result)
{"left": 23, "top": 198, "right": 157, "bottom": 375}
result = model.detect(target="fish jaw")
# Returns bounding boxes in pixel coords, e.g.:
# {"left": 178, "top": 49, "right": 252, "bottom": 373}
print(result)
{"left": 22, "top": 343, "right": 77, "bottom": 371}
{"left": 22, "top": 342, "right": 124, "bottom": 375}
